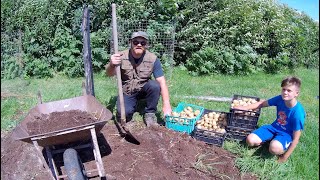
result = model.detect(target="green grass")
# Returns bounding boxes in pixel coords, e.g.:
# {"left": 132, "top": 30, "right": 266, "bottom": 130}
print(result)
{"left": 1, "top": 67, "right": 319, "bottom": 179}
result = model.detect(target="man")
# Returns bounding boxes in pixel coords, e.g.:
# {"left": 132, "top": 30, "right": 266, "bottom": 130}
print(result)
{"left": 105, "top": 31, "right": 172, "bottom": 127}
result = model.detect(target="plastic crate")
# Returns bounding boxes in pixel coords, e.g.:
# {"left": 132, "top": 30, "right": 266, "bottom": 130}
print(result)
{"left": 229, "top": 109, "right": 260, "bottom": 129}
{"left": 165, "top": 102, "right": 204, "bottom": 134}
{"left": 192, "top": 127, "right": 226, "bottom": 147}
{"left": 225, "top": 126, "right": 253, "bottom": 141}
{"left": 229, "top": 94, "right": 261, "bottom": 129}
{"left": 196, "top": 109, "right": 230, "bottom": 131}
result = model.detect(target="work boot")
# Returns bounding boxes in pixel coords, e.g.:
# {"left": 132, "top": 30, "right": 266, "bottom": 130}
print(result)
{"left": 144, "top": 113, "right": 158, "bottom": 127}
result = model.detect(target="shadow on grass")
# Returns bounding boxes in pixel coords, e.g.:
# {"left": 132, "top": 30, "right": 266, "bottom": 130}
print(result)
{"left": 252, "top": 143, "right": 274, "bottom": 159}
{"left": 239, "top": 139, "right": 274, "bottom": 160}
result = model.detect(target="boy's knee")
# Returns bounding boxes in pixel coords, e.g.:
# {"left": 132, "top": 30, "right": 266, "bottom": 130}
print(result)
{"left": 246, "top": 133, "right": 262, "bottom": 147}
{"left": 269, "top": 140, "right": 284, "bottom": 155}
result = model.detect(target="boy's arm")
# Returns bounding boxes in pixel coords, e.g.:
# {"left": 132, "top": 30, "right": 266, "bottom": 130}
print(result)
{"left": 233, "top": 99, "right": 269, "bottom": 111}
{"left": 278, "top": 130, "right": 302, "bottom": 163}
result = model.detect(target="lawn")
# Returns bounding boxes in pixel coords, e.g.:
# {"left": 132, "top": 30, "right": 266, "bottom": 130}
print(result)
{"left": 1, "top": 67, "right": 319, "bottom": 179}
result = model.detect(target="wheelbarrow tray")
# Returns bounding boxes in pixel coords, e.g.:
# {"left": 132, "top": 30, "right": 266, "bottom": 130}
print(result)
{"left": 12, "top": 95, "right": 112, "bottom": 147}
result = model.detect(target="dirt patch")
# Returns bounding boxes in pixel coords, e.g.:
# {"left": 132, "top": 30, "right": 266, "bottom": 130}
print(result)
{"left": 1, "top": 111, "right": 257, "bottom": 180}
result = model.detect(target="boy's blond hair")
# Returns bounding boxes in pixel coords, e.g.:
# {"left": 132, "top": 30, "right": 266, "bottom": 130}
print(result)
{"left": 281, "top": 76, "right": 301, "bottom": 90}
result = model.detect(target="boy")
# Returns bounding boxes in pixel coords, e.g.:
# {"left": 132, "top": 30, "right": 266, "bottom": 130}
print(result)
{"left": 233, "top": 76, "right": 306, "bottom": 163}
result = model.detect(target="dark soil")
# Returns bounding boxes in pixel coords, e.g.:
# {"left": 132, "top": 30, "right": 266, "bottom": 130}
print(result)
{"left": 1, "top": 110, "right": 257, "bottom": 180}
{"left": 26, "top": 110, "right": 98, "bottom": 135}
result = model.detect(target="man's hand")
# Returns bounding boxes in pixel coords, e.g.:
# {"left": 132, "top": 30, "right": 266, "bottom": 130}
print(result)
{"left": 110, "top": 53, "right": 123, "bottom": 66}
{"left": 162, "top": 101, "right": 172, "bottom": 116}
{"left": 105, "top": 53, "right": 123, "bottom": 76}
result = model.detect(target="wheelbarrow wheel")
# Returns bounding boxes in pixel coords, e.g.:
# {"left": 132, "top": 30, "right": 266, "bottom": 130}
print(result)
{"left": 63, "top": 148, "right": 87, "bottom": 180}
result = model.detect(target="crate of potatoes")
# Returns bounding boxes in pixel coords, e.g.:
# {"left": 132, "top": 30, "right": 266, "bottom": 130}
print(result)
{"left": 229, "top": 94, "right": 261, "bottom": 130}
{"left": 165, "top": 102, "right": 204, "bottom": 134}
{"left": 192, "top": 109, "right": 230, "bottom": 147}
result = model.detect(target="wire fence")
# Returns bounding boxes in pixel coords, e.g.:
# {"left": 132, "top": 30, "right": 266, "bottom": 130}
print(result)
{"left": 1, "top": 31, "right": 24, "bottom": 78}
{"left": 110, "top": 19, "right": 176, "bottom": 80}
{"left": 1, "top": 19, "right": 176, "bottom": 80}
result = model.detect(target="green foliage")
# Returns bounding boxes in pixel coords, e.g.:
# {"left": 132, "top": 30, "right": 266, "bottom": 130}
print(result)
{"left": 1, "top": 0, "right": 318, "bottom": 79}
{"left": 23, "top": 55, "right": 53, "bottom": 78}
{"left": 186, "top": 45, "right": 264, "bottom": 75}
{"left": 51, "top": 25, "right": 83, "bottom": 77}
{"left": 90, "top": 29, "right": 112, "bottom": 71}
{"left": 175, "top": 0, "right": 319, "bottom": 74}
{"left": 1, "top": 55, "right": 24, "bottom": 79}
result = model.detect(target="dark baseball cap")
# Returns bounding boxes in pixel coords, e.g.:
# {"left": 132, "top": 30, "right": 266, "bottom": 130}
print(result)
{"left": 131, "top": 31, "right": 148, "bottom": 40}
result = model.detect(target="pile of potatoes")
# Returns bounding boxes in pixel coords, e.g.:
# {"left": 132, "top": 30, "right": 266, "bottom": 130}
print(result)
{"left": 231, "top": 97, "right": 260, "bottom": 115}
{"left": 171, "top": 106, "right": 201, "bottom": 125}
{"left": 195, "top": 112, "right": 227, "bottom": 134}
{"left": 231, "top": 97, "right": 258, "bottom": 108}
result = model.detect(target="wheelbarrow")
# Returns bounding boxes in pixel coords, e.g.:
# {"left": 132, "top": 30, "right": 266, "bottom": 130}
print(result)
{"left": 12, "top": 95, "right": 113, "bottom": 180}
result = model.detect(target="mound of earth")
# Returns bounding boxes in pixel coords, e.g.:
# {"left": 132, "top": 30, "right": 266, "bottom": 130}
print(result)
{"left": 1, "top": 111, "right": 257, "bottom": 180}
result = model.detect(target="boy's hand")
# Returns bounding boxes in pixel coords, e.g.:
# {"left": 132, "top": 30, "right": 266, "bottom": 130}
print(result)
{"left": 232, "top": 105, "right": 247, "bottom": 111}
{"left": 277, "top": 154, "right": 289, "bottom": 163}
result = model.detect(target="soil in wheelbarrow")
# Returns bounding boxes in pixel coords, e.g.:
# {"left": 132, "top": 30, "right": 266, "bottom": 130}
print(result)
{"left": 26, "top": 110, "right": 98, "bottom": 135}
{"left": 1, "top": 115, "right": 258, "bottom": 180}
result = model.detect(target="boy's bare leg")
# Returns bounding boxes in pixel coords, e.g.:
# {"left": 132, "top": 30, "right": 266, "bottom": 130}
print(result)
{"left": 269, "top": 140, "right": 285, "bottom": 155}
{"left": 246, "top": 133, "right": 263, "bottom": 147}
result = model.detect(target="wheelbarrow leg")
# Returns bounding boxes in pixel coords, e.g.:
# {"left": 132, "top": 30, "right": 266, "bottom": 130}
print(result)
{"left": 45, "top": 147, "right": 59, "bottom": 179}
{"left": 90, "top": 128, "right": 105, "bottom": 177}
{"left": 32, "top": 140, "right": 56, "bottom": 180}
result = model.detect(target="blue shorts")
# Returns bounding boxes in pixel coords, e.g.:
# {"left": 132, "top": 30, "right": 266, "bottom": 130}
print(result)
{"left": 252, "top": 125, "right": 293, "bottom": 151}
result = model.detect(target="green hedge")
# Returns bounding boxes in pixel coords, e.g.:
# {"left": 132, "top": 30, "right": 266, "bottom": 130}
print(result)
{"left": 1, "top": 0, "right": 318, "bottom": 79}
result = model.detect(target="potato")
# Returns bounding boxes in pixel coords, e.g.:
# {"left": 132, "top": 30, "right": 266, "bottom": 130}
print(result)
{"left": 220, "top": 129, "right": 226, "bottom": 134}
{"left": 194, "top": 109, "right": 200, "bottom": 116}
{"left": 187, "top": 106, "right": 193, "bottom": 112}
{"left": 180, "top": 111, "right": 187, "bottom": 117}
{"left": 172, "top": 112, "right": 179, "bottom": 117}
